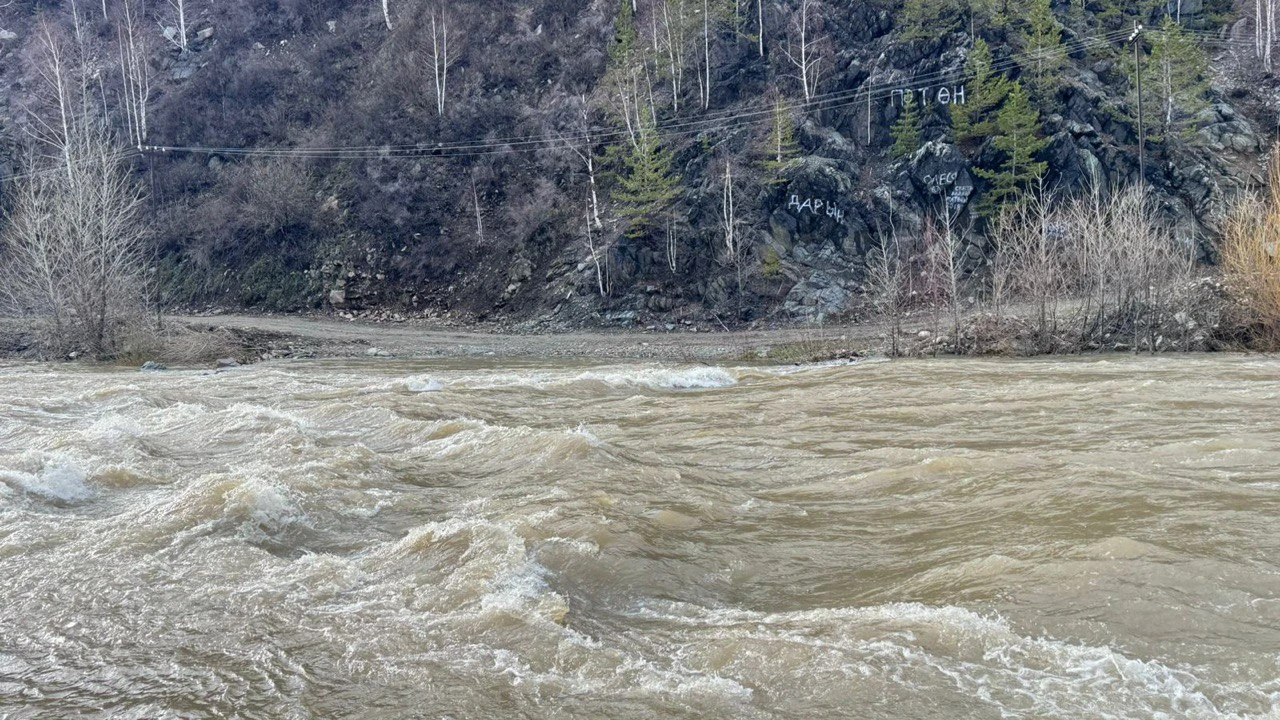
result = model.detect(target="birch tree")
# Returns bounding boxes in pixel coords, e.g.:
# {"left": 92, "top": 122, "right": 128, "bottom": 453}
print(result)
{"left": 560, "top": 99, "right": 604, "bottom": 230}
{"left": 159, "top": 0, "right": 189, "bottom": 53}
{"left": 3, "top": 27, "right": 149, "bottom": 356}
{"left": 429, "top": 8, "right": 452, "bottom": 116}
{"left": 757, "top": 0, "right": 765, "bottom": 56}
{"left": 582, "top": 194, "right": 613, "bottom": 296}
{"left": 659, "top": 0, "right": 691, "bottom": 113}
{"left": 720, "top": 160, "right": 746, "bottom": 295}
{"left": 1265, "top": 0, "right": 1276, "bottom": 71}
{"left": 867, "top": 230, "right": 904, "bottom": 356}
{"left": 381, "top": 0, "right": 393, "bottom": 31}
{"left": 117, "top": 0, "right": 151, "bottom": 148}
{"left": 1252, "top": 0, "right": 1277, "bottom": 70}
{"left": 782, "top": 0, "right": 823, "bottom": 101}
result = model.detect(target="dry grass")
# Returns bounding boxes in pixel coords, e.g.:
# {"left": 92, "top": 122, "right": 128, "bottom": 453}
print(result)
{"left": 112, "top": 322, "right": 242, "bottom": 367}
{"left": 1221, "top": 146, "right": 1280, "bottom": 348}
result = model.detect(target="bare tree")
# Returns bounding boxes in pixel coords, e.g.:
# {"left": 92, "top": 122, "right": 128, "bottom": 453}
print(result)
{"left": 757, "top": 0, "right": 765, "bottom": 57}
{"left": 781, "top": 0, "right": 822, "bottom": 101}
{"left": 866, "top": 229, "right": 905, "bottom": 357}
{"left": 117, "top": 0, "right": 151, "bottom": 148}
{"left": 557, "top": 99, "right": 604, "bottom": 230}
{"left": 2, "top": 18, "right": 151, "bottom": 356}
{"left": 998, "top": 184, "right": 1063, "bottom": 351}
{"left": 1257, "top": 0, "right": 1277, "bottom": 71}
{"left": 700, "top": 0, "right": 712, "bottom": 110}
{"left": 158, "top": 0, "right": 190, "bottom": 53}
{"left": 987, "top": 210, "right": 1014, "bottom": 326}
{"left": 470, "top": 172, "right": 485, "bottom": 243}
{"left": 720, "top": 160, "right": 747, "bottom": 297}
{"left": 934, "top": 200, "right": 967, "bottom": 348}
{"left": 2, "top": 125, "right": 149, "bottom": 356}
{"left": 665, "top": 216, "right": 679, "bottom": 274}
{"left": 1264, "top": 0, "right": 1274, "bottom": 71}
{"left": 429, "top": 8, "right": 452, "bottom": 116}
{"left": 659, "top": 0, "right": 690, "bottom": 113}
{"left": 582, "top": 194, "right": 612, "bottom": 297}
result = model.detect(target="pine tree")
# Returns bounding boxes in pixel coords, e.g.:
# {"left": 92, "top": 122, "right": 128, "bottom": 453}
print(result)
{"left": 1143, "top": 16, "right": 1211, "bottom": 139}
{"left": 900, "top": 0, "right": 962, "bottom": 39}
{"left": 975, "top": 81, "right": 1048, "bottom": 210}
{"left": 1021, "top": 0, "right": 1065, "bottom": 101}
{"left": 762, "top": 96, "right": 801, "bottom": 181}
{"left": 891, "top": 92, "right": 923, "bottom": 159}
{"left": 610, "top": 0, "right": 638, "bottom": 66}
{"left": 967, "top": 0, "right": 1011, "bottom": 31}
{"left": 615, "top": 119, "right": 682, "bottom": 238}
{"left": 951, "top": 38, "right": 1011, "bottom": 149}
{"left": 1096, "top": 0, "right": 1165, "bottom": 33}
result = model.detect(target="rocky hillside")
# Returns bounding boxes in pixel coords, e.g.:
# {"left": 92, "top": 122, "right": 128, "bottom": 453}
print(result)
{"left": 0, "top": 0, "right": 1276, "bottom": 327}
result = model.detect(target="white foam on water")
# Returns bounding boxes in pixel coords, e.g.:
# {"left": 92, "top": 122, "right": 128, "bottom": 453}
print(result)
{"left": 227, "top": 480, "right": 308, "bottom": 537}
{"left": 755, "top": 356, "right": 889, "bottom": 377}
{"left": 574, "top": 366, "right": 737, "bottom": 390}
{"left": 402, "top": 375, "right": 445, "bottom": 393}
{"left": 448, "top": 365, "right": 740, "bottom": 391}
{"left": 0, "top": 464, "right": 93, "bottom": 504}
{"left": 625, "top": 600, "right": 1271, "bottom": 718}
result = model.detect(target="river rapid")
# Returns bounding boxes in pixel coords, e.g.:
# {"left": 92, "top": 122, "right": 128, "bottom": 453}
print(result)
{"left": 1, "top": 356, "right": 1278, "bottom": 719}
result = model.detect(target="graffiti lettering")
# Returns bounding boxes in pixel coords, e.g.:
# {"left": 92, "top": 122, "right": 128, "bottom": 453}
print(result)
{"left": 922, "top": 171, "right": 959, "bottom": 193}
{"left": 788, "top": 195, "right": 845, "bottom": 224}
{"left": 891, "top": 85, "right": 967, "bottom": 107}
{"left": 947, "top": 184, "right": 973, "bottom": 208}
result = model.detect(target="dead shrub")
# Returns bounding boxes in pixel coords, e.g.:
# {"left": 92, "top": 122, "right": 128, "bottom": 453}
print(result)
{"left": 1221, "top": 146, "right": 1280, "bottom": 348}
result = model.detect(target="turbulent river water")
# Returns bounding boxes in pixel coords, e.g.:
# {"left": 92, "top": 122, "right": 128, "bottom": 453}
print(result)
{"left": 2, "top": 356, "right": 1279, "bottom": 719}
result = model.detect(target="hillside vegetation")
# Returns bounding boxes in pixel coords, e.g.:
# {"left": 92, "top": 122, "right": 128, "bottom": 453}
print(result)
{"left": 0, "top": 0, "right": 1277, "bottom": 342}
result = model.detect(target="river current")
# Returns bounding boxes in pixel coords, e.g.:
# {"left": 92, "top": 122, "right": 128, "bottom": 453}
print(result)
{"left": 1, "top": 356, "right": 1278, "bottom": 718}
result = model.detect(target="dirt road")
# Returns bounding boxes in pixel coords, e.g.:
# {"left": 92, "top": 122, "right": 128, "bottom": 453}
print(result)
{"left": 174, "top": 314, "right": 885, "bottom": 362}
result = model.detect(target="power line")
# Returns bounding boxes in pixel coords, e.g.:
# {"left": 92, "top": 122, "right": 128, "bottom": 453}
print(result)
{"left": 0, "top": 150, "right": 142, "bottom": 184}
{"left": 139, "top": 28, "right": 1132, "bottom": 162}
{"left": 0, "top": 23, "right": 1239, "bottom": 178}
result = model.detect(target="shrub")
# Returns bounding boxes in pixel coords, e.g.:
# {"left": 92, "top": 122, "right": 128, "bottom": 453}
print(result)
{"left": 1221, "top": 146, "right": 1280, "bottom": 347}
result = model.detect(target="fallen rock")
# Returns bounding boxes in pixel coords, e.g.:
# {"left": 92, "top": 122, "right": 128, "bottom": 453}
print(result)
{"left": 140, "top": 361, "right": 167, "bottom": 372}
{"left": 216, "top": 358, "right": 240, "bottom": 368}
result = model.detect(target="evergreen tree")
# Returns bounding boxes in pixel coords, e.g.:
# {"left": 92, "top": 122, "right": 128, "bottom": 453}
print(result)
{"left": 900, "top": 0, "right": 963, "bottom": 39}
{"left": 762, "top": 96, "right": 801, "bottom": 181}
{"left": 975, "top": 81, "right": 1048, "bottom": 210}
{"left": 891, "top": 92, "right": 923, "bottom": 159}
{"left": 1139, "top": 16, "right": 1211, "bottom": 139}
{"left": 951, "top": 38, "right": 1011, "bottom": 149}
{"left": 610, "top": 0, "right": 638, "bottom": 66}
{"left": 967, "top": 0, "right": 1011, "bottom": 30}
{"left": 615, "top": 119, "right": 682, "bottom": 238}
{"left": 1096, "top": 0, "right": 1165, "bottom": 33}
{"left": 1021, "top": 0, "right": 1065, "bottom": 100}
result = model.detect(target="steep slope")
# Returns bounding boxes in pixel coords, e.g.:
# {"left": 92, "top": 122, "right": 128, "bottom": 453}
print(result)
{"left": 0, "top": 0, "right": 1274, "bottom": 326}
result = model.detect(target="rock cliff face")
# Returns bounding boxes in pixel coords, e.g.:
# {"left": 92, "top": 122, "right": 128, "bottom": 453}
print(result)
{"left": 0, "top": 0, "right": 1274, "bottom": 326}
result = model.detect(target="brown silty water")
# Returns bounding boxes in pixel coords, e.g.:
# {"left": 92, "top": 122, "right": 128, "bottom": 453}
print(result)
{"left": 1, "top": 356, "right": 1278, "bottom": 718}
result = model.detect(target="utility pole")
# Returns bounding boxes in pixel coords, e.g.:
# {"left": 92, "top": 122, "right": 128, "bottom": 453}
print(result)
{"left": 1129, "top": 22, "right": 1145, "bottom": 185}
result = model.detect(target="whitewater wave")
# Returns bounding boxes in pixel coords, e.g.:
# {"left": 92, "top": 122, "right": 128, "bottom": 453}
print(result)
{"left": 401, "top": 375, "right": 445, "bottom": 393}
{"left": 442, "top": 365, "right": 740, "bottom": 391}
{"left": 0, "top": 464, "right": 93, "bottom": 505}
{"left": 626, "top": 600, "right": 1267, "bottom": 718}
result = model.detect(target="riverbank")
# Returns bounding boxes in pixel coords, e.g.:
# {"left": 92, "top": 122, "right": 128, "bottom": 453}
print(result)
{"left": 0, "top": 313, "right": 869, "bottom": 363}
{"left": 169, "top": 313, "right": 880, "bottom": 363}
{"left": 0, "top": 280, "right": 1256, "bottom": 365}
